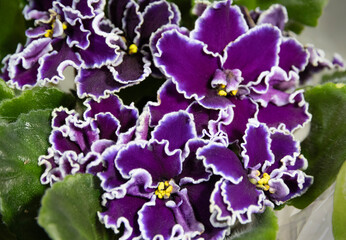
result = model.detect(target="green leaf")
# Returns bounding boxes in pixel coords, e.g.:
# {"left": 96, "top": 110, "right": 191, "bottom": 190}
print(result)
{"left": 0, "top": 217, "right": 16, "bottom": 240}
{"left": 38, "top": 174, "right": 115, "bottom": 240}
{"left": 0, "top": 0, "right": 27, "bottom": 60}
{"left": 322, "top": 71, "right": 346, "bottom": 84}
{"left": 233, "top": 0, "right": 329, "bottom": 31}
{"left": 289, "top": 83, "right": 346, "bottom": 209}
{"left": 0, "top": 87, "right": 75, "bottom": 123}
{"left": 230, "top": 208, "right": 278, "bottom": 240}
{"left": 332, "top": 161, "right": 346, "bottom": 240}
{"left": 0, "top": 109, "right": 53, "bottom": 239}
{"left": 0, "top": 78, "right": 15, "bottom": 102}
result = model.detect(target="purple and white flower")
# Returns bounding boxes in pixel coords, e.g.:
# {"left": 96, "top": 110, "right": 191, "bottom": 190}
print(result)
{"left": 198, "top": 120, "right": 313, "bottom": 226}
{"left": 39, "top": 94, "right": 138, "bottom": 185}
{"left": 99, "top": 111, "right": 228, "bottom": 240}
{"left": 151, "top": 0, "right": 311, "bottom": 143}
{"left": 75, "top": 0, "right": 181, "bottom": 99}
{"left": 2, "top": 0, "right": 119, "bottom": 89}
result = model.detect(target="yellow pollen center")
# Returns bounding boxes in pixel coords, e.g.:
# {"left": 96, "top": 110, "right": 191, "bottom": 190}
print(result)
{"left": 256, "top": 172, "right": 271, "bottom": 191}
{"left": 217, "top": 84, "right": 238, "bottom": 97}
{"left": 44, "top": 29, "right": 53, "bottom": 38}
{"left": 231, "top": 89, "right": 238, "bottom": 96}
{"left": 128, "top": 44, "right": 138, "bottom": 54}
{"left": 218, "top": 89, "right": 228, "bottom": 96}
{"left": 155, "top": 181, "right": 173, "bottom": 199}
{"left": 44, "top": 21, "right": 68, "bottom": 38}
{"left": 217, "top": 84, "right": 227, "bottom": 96}
{"left": 62, "top": 22, "right": 68, "bottom": 30}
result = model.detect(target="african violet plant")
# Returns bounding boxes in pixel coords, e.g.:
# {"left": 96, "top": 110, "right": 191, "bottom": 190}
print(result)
{"left": 0, "top": 0, "right": 345, "bottom": 239}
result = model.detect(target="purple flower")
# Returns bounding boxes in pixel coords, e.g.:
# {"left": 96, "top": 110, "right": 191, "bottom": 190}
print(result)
{"left": 98, "top": 111, "right": 228, "bottom": 239}
{"left": 197, "top": 120, "right": 313, "bottom": 225}
{"left": 39, "top": 94, "right": 139, "bottom": 185}
{"left": 152, "top": 0, "right": 311, "bottom": 142}
{"left": 75, "top": 0, "right": 181, "bottom": 99}
{"left": 2, "top": 0, "right": 119, "bottom": 89}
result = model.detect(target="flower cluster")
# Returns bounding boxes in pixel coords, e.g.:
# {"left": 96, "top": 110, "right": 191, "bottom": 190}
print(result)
{"left": 3, "top": 0, "right": 335, "bottom": 239}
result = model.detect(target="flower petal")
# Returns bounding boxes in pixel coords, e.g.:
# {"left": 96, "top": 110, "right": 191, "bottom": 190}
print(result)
{"left": 222, "top": 179, "right": 265, "bottom": 224}
{"left": 155, "top": 29, "right": 220, "bottom": 101}
{"left": 177, "top": 139, "right": 211, "bottom": 185}
{"left": 222, "top": 25, "right": 280, "bottom": 85}
{"left": 197, "top": 142, "right": 245, "bottom": 184}
{"left": 191, "top": 1, "right": 248, "bottom": 54}
{"left": 219, "top": 98, "right": 258, "bottom": 143}
{"left": 279, "top": 37, "right": 308, "bottom": 73}
{"left": 257, "top": 91, "right": 311, "bottom": 131}
{"left": 241, "top": 121, "right": 275, "bottom": 171}
{"left": 116, "top": 140, "right": 182, "bottom": 183}
{"left": 99, "top": 195, "right": 147, "bottom": 239}
{"left": 76, "top": 67, "right": 125, "bottom": 99}
{"left": 139, "top": 0, "right": 176, "bottom": 45}
{"left": 152, "top": 111, "right": 197, "bottom": 152}
{"left": 148, "top": 80, "right": 193, "bottom": 126}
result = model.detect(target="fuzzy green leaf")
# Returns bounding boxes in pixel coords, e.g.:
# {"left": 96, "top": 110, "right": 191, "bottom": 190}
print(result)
{"left": 332, "top": 161, "right": 346, "bottom": 240}
{"left": 322, "top": 71, "right": 346, "bottom": 84}
{"left": 0, "top": 87, "right": 75, "bottom": 123}
{"left": 0, "top": 109, "right": 52, "bottom": 239}
{"left": 0, "top": 78, "right": 15, "bottom": 102}
{"left": 38, "top": 174, "right": 115, "bottom": 240}
{"left": 230, "top": 208, "right": 278, "bottom": 240}
{"left": 289, "top": 83, "right": 346, "bottom": 209}
{"left": 233, "top": 0, "right": 329, "bottom": 31}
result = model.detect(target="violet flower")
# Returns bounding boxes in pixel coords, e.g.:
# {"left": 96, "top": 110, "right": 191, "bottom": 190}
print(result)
{"left": 75, "top": 0, "right": 181, "bottom": 99}
{"left": 153, "top": 0, "right": 311, "bottom": 143}
{"left": 39, "top": 94, "right": 138, "bottom": 185}
{"left": 98, "top": 111, "right": 228, "bottom": 240}
{"left": 2, "top": 0, "right": 119, "bottom": 89}
{"left": 197, "top": 120, "right": 313, "bottom": 226}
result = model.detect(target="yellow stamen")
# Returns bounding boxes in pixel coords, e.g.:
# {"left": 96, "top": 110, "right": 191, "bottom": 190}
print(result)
{"left": 128, "top": 44, "right": 138, "bottom": 54}
{"left": 231, "top": 89, "right": 238, "bottom": 96}
{"left": 44, "top": 29, "right": 53, "bottom": 38}
{"left": 218, "top": 89, "right": 227, "bottom": 97}
{"left": 255, "top": 172, "right": 271, "bottom": 191}
{"left": 155, "top": 181, "right": 173, "bottom": 199}
{"left": 62, "top": 22, "right": 68, "bottom": 30}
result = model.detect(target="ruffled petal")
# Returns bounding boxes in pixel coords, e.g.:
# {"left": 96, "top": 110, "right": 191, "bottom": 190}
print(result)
{"left": 111, "top": 53, "right": 151, "bottom": 83}
{"left": 98, "top": 145, "right": 127, "bottom": 191}
{"left": 241, "top": 121, "right": 275, "bottom": 171}
{"left": 38, "top": 41, "right": 82, "bottom": 83}
{"left": 219, "top": 98, "right": 258, "bottom": 143}
{"left": 265, "top": 130, "right": 299, "bottom": 173}
{"left": 84, "top": 93, "right": 138, "bottom": 134}
{"left": 197, "top": 142, "right": 245, "bottom": 184}
{"left": 222, "top": 178, "right": 265, "bottom": 224}
{"left": 187, "top": 102, "right": 220, "bottom": 137}
{"left": 76, "top": 67, "right": 126, "bottom": 99}
{"left": 139, "top": 0, "right": 177, "bottom": 45}
{"left": 148, "top": 80, "right": 193, "bottom": 126}
{"left": 191, "top": 0, "right": 248, "bottom": 54}
{"left": 279, "top": 37, "right": 308, "bottom": 73}
{"left": 257, "top": 91, "right": 311, "bottom": 131}
{"left": 152, "top": 111, "right": 197, "bottom": 152}
{"left": 155, "top": 29, "right": 220, "bottom": 101}
{"left": 177, "top": 139, "right": 211, "bottom": 185}
{"left": 222, "top": 25, "right": 280, "bottom": 85}
{"left": 257, "top": 4, "right": 288, "bottom": 31}
{"left": 139, "top": 190, "right": 204, "bottom": 240}
{"left": 99, "top": 194, "right": 147, "bottom": 239}
{"left": 116, "top": 140, "right": 182, "bottom": 183}
{"left": 185, "top": 177, "right": 228, "bottom": 239}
